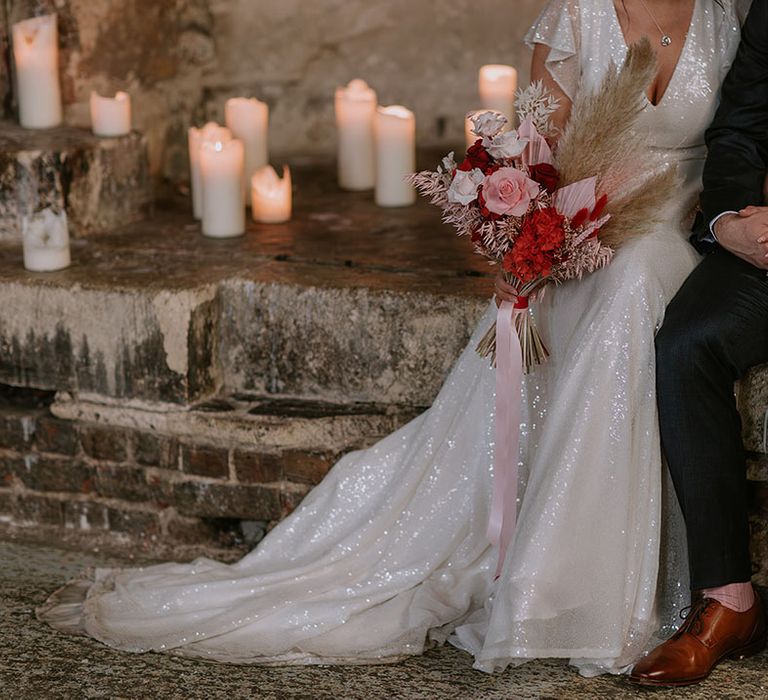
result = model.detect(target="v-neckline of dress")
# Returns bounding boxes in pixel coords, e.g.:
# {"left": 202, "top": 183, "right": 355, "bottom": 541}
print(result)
{"left": 610, "top": 0, "right": 698, "bottom": 109}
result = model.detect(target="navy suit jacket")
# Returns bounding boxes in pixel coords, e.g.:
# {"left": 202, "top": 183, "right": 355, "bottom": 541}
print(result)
{"left": 692, "top": 0, "right": 768, "bottom": 253}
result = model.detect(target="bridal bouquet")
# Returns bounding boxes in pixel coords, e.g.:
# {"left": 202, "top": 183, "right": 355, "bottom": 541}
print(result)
{"left": 412, "top": 40, "right": 674, "bottom": 372}
{"left": 413, "top": 40, "right": 675, "bottom": 577}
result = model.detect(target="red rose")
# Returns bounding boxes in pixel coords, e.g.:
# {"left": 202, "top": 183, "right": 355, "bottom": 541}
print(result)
{"left": 459, "top": 140, "right": 493, "bottom": 172}
{"left": 528, "top": 163, "right": 560, "bottom": 193}
{"left": 503, "top": 207, "right": 566, "bottom": 282}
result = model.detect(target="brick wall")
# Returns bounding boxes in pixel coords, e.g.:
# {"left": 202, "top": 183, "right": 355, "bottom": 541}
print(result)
{"left": 0, "top": 386, "right": 339, "bottom": 550}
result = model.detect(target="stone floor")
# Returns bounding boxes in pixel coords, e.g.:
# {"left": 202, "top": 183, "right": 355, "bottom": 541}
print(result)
{"left": 2, "top": 533, "right": 767, "bottom": 700}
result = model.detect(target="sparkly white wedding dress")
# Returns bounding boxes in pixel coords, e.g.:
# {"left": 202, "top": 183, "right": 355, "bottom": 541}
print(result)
{"left": 39, "top": 0, "right": 746, "bottom": 677}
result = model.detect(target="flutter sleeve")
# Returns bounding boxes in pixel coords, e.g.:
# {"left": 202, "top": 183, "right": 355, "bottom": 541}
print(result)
{"left": 524, "top": 0, "right": 581, "bottom": 102}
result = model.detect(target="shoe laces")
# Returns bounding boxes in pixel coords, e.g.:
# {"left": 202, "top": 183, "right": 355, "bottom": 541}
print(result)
{"left": 677, "top": 597, "right": 716, "bottom": 637}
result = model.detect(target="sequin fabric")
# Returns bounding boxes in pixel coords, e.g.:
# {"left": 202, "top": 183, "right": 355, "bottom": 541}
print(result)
{"left": 37, "top": 0, "right": 743, "bottom": 677}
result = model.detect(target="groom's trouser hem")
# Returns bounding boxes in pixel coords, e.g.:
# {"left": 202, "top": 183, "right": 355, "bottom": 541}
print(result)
{"left": 656, "top": 248, "right": 768, "bottom": 591}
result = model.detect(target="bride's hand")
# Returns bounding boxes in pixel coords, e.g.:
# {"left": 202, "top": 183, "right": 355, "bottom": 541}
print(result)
{"left": 494, "top": 272, "right": 518, "bottom": 308}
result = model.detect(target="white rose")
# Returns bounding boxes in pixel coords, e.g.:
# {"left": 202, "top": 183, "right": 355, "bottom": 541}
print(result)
{"left": 447, "top": 168, "right": 485, "bottom": 205}
{"left": 485, "top": 130, "right": 528, "bottom": 159}
{"left": 470, "top": 111, "right": 509, "bottom": 140}
{"left": 441, "top": 151, "right": 457, "bottom": 172}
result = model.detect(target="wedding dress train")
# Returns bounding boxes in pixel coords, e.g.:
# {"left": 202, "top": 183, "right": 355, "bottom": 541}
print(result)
{"left": 37, "top": 0, "right": 746, "bottom": 676}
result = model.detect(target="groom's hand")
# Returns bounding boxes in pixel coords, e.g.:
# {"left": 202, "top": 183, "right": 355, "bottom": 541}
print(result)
{"left": 713, "top": 208, "right": 768, "bottom": 269}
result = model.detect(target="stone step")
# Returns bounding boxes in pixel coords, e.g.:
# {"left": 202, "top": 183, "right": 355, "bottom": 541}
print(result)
{"left": 0, "top": 385, "right": 422, "bottom": 549}
{"left": 0, "top": 158, "right": 492, "bottom": 407}
{"left": 0, "top": 121, "right": 152, "bottom": 241}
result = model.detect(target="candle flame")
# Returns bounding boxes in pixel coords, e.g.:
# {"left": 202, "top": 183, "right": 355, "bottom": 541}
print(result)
{"left": 252, "top": 165, "right": 291, "bottom": 197}
{"left": 480, "top": 64, "right": 517, "bottom": 82}
{"left": 336, "top": 79, "right": 376, "bottom": 105}
{"left": 378, "top": 105, "right": 413, "bottom": 120}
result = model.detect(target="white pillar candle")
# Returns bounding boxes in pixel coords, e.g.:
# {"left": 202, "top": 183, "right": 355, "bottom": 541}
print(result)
{"left": 251, "top": 165, "right": 292, "bottom": 224}
{"left": 335, "top": 79, "right": 377, "bottom": 191}
{"left": 479, "top": 64, "right": 518, "bottom": 122}
{"left": 375, "top": 105, "right": 416, "bottom": 208}
{"left": 465, "top": 108, "right": 507, "bottom": 149}
{"left": 12, "top": 14, "right": 62, "bottom": 130}
{"left": 22, "top": 208, "right": 70, "bottom": 272}
{"left": 225, "top": 97, "right": 269, "bottom": 200}
{"left": 90, "top": 91, "right": 131, "bottom": 137}
{"left": 200, "top": 138, "right": 245, "bottom": 238}
{"left": 188, "top": 122, "right": 232, "bottom": 219}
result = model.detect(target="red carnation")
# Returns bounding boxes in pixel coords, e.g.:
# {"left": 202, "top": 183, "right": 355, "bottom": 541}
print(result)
{"left": 528, "top": 163, "right": 560, "bottom": 193}
{"left": 459, "top": 140, "right": 493, "bottom": 172}
{"left": 503, "top": 207, "right": 566, "bottom": 283}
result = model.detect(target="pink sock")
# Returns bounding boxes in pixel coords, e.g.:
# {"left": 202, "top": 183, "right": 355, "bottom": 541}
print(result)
{"left": 702, "top": 582, "right": 756, "bottom": 612}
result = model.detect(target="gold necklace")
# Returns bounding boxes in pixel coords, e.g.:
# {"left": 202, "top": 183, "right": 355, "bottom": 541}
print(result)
{"left": 637, "top": 0, "right": 674, "bottom": 47}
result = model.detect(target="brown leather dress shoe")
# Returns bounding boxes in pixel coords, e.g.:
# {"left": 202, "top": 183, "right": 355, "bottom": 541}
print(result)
{"left": 629, "top": 591, "right": 766, "bottom": 687}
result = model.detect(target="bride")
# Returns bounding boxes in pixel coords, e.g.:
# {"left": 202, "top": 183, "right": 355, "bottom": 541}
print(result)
{"left": 38, "top": 0, "right": 748, "bottom": 677}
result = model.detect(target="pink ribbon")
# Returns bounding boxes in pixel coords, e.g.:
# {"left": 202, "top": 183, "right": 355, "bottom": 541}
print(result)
{"left": 486, "top": 298, "right": 525, "bottom": 580}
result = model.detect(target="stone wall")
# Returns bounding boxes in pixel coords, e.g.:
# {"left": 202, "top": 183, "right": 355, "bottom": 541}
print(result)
{"left": 2, "top": 0, "right": 548, "bottom": 179}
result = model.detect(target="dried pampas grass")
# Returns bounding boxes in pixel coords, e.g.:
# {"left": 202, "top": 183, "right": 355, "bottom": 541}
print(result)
{"left": 555, "top": 38, "right": 678, "bottom": 249}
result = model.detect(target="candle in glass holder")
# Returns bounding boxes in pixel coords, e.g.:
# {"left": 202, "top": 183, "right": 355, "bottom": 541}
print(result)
{"left": 90, "top": 91, "right": 131, "bottom": 137}
{"left": 199, "top": 139, "right": 245, "bottom": 238}
{"left": 225, "top": 97, "right": 269, "bottom": 197}
{"left": 188, "top": 122, "right": 232, "bottom": 219}
{"left": 479, "top": 64, "right": 518, "bottom": 121}
{"left": 335, "top": 79, "right": 377, "bottom": 191}
{"left": 12, "top": 14, "right": 62, "bottom": 129}
{"left": 251, "top": 165, "right": 292, "bottom": 224}
{"left": 464, "top": 108, "right": 507, "bottom": 149}
{"left": 375, "top": 105, "right": 416, "bottom": 208}
{"left": 22, "top": 208, "right": 70, "bottom": 272}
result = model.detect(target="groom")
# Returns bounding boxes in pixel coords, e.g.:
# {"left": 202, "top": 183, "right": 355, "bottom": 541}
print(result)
{"left": 631, "top": 0, "right": 768, "bottom": 687}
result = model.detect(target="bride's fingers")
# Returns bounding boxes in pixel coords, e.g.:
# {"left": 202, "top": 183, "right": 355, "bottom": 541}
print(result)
{"left": 739, "top": 206, "right": 763, "bottom": 217}
{"left": 494, "top": 281, "right": 516, "bottom": 299}
{"left": 496, "top": 278, "right": 518, "bottom": 296}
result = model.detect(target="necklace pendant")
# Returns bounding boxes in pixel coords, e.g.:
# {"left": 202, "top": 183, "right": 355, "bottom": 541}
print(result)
{"left": 661, "top": 35, "right": 672, "bottom": 47}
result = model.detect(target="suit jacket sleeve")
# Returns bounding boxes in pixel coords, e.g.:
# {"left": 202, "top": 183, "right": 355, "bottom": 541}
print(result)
{"left": 693, "top": 0, "right": 768, "bottom": 252}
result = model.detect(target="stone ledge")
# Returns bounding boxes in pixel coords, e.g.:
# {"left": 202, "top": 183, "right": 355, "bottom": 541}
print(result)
{"left": 0, "top": 166, "right": 492, "bottom": 405}
{"left": 50, "top": 392, "right": 424, "bottom": 452}
{"left": 0, "top": 122, "right": 152, "bottom": 240}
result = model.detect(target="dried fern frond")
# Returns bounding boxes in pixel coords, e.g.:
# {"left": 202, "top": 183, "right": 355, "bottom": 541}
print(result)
{"left": 516, "top": 81, "right": 560, "bottom": 138}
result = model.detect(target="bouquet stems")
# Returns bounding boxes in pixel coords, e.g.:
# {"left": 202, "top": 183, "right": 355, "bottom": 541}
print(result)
{"left": 476, "top": 277, "right": 549, "bottom": 373}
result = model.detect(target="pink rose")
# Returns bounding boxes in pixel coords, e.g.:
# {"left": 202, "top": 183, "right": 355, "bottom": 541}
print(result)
{"left": 482, "top": 167, "right": 540, "bottom": 217}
